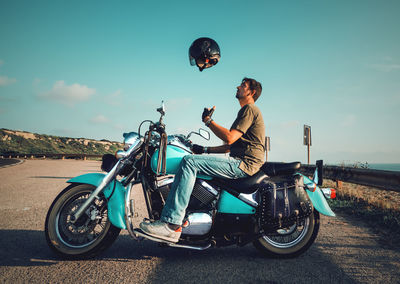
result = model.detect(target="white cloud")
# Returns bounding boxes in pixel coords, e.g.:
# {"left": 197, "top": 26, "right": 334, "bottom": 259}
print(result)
{"left": 0, "top": 76, "right": 17, "bottom": 86}
{"left": 39, "top": 80, "right": 95, "bottom": 105}
{"left": 90, "top": 114, "right": 109, "bottom": 124}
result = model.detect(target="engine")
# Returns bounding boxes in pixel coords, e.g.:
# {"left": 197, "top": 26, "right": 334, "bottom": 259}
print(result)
{"left": 157, "top": 178, "right": 218, "bottom": 236}
{"left": 187, "top": 179, "right": 219, "bottom": 210}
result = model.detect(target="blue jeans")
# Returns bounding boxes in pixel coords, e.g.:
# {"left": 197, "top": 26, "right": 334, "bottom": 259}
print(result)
{"left": 160, "top": 155, "right": 248, "bottom": 225}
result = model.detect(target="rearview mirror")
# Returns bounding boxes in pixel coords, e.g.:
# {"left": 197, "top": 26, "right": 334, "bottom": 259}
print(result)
{"left": 186, "top": 128, "right": 210, "bottom": 141}
{"left": 199, "top": 128, "right": 210, "bottom": 141}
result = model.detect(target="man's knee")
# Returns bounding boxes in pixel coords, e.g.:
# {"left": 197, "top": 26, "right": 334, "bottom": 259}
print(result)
{"left": 182, "top": 155, "right": 196, "bottom": 168}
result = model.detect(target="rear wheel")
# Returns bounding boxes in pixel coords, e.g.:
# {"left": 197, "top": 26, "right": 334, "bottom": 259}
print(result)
{"left": 253, "top": 211, "right": 320, "bottom": 258}
{"left": 45, "top": 184, "right": 121, "bottom": 259}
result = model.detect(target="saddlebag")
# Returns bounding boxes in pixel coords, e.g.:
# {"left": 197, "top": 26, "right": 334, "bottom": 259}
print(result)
{"left": 259, "top": 175, "right": 313, "bottom": 231}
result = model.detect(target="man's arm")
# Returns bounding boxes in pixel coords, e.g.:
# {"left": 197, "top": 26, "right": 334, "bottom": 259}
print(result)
{"left": 206, "top": 119, "right": 243, "bottom": 145}
{"left": 207, "top": 144, "right": 230, "bottom": 153}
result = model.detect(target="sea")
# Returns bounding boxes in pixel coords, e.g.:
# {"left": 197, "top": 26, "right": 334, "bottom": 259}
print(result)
{"left": 367, "top": 163, "right": 400, "bottom": 172}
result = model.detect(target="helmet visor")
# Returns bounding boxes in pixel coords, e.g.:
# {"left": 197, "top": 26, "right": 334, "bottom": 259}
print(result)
{"left": 189, "top": 54, "right": 197, "bottom": 66}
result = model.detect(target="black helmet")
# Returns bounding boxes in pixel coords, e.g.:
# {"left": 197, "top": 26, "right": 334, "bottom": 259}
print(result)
{"left": 189, "top": 37, "right": 221, "bottom": 71}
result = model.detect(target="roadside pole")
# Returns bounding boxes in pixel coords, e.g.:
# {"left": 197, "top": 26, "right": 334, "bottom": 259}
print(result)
{"left": 265, "top": 136, "right": 270, "bottom": 161}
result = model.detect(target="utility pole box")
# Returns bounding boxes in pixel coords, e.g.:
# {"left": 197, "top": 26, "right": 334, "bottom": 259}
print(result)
{"left": 303, "top": 125, "right": 312, "bottom": 164}
{"left": 303, "top": 125, "right": 312, "bottom": 146}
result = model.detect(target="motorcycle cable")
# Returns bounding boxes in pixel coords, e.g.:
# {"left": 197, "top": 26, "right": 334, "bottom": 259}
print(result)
{"left": 138, "top": 120, "right": 154, "bottom": 137}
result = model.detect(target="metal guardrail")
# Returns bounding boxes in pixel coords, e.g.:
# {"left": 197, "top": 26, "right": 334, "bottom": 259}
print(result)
{"left": 1, "top": 153, "right": 103, "bottom": 160}
{"left": 300, "top": 164, "right": 400, "bottom": 192}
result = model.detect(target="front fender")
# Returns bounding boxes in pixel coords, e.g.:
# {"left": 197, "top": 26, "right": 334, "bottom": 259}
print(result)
{"left": 298, "top": 174, "right": 336, "bottom": 217}
{"left": 67, "top": 173, "right": 127, "bottom": 229}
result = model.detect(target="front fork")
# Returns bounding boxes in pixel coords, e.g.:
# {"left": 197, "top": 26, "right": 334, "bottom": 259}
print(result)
{"left": 71, "top": 160, "right": 122, "bottom": 222}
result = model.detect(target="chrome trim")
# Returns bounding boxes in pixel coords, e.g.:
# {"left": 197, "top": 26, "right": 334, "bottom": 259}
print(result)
{"left": 262, "top": 217, "right": 310, "bottom": 248}
{"left": 125, "top": 183, "right": 139, "bottom": 240}
{"left": 238, "top": 191, "right": 259, "bottom": 207}
{"left": 181, "top": 213, "right": 213, "bottom": 236}
{"left": 123, "top": 132, "right": 141, "bottom": 151}
{"left": 167, "top": 242, "right": 211, "bottom": 250}
{"left": 321, "top": 188, "right": 332, "bottom": 199}
{"left": 156, "top": 176, "right": 175, "bottom": 188}
{"left": 115, "top": 150, "right": 128, "bottom": 159}
{"left": 199, "top": 180, "right": 218, "bottom": 196}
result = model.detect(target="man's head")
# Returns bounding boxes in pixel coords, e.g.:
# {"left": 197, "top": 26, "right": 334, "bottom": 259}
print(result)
{"left": 236, "top": 77, "right": 262, "bottom": 102}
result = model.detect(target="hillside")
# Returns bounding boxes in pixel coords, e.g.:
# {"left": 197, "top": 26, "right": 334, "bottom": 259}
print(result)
{"left": 0, "top": 129, "right": 122, "bottom": 155}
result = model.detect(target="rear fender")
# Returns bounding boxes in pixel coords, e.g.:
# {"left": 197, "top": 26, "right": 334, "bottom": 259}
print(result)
{"left": 298, "top": 174, "right": 336, "bottom": 217}
{"left": 67, "top": 173, "right": 127, "bottom": 229}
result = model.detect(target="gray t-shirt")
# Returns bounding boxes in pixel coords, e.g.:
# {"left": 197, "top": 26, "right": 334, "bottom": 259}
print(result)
{"left": 230, "top": 104, "right": 265, "bottom": 176}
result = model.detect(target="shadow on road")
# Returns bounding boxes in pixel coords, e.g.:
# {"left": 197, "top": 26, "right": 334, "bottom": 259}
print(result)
{"left": 0, "top": 229, "right": 353, "bottom": 282}
{"left": 30, "top": 176, "right": 74, "bottom": 179}
{"left": 1, "top": 229, "right": 398, "bottom": 283}
{"left": 0, "top": 229, "right": 58, "bottom": 267}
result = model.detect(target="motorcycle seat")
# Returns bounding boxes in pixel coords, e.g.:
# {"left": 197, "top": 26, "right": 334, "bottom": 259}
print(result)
{"left": 212, "top": 162, "right": 301, "bottom": 194}
{"left": 213, "top": 170, "right": 268, "bottom": 194}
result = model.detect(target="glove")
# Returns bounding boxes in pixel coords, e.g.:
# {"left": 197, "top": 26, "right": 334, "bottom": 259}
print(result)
{"left": 192, "top": 144, "right": 205, "bottom": 154}
{"left": 202, "top": 107, "right": 215, "bottom": 121}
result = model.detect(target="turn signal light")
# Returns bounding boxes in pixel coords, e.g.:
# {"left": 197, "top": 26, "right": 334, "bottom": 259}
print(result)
{"left": 330, "top": 188, "right": 336, "bottom": 199}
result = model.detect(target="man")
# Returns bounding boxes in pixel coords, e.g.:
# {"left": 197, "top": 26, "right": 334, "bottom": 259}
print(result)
{"left": 140, "top": 77, "right": 265, "bottom": 243}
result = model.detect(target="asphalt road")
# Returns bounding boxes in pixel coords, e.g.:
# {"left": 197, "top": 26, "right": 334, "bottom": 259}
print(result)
{"left": 0, "top": 160, "right": 399, "bottom": 283}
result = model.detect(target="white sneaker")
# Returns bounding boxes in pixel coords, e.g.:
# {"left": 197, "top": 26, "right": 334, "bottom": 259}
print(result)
{"left": 139, "top": 220, "right": 181, "bottom": 243}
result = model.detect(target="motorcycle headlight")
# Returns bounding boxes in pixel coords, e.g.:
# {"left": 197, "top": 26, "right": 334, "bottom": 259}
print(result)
{"left": 123, "top": 132, "right": 141, "bottom": 151}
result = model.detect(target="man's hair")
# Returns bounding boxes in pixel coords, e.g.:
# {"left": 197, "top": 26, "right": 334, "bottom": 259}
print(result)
{"left": 243, "top": 77, "right": 262, "bottom": 101}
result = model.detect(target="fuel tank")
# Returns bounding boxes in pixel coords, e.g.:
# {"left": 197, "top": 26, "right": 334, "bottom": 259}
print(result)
{"left": 151, "top": 145, "right": 190, "bottom": 175}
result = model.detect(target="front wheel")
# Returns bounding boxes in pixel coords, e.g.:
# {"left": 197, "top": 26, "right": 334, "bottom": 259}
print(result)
{"left": 253, "top": 210, "right": 320, "bottom": 258}
{"left": 45, "top": 184, "right": 121, "bottom": 259}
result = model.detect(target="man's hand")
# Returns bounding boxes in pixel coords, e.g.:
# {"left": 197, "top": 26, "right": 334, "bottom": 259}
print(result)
{"left": 202, "top": 106, "right": 216, "bottom": 122}
{"left": 192, "top": 144, "right": 205, "bottom": 154}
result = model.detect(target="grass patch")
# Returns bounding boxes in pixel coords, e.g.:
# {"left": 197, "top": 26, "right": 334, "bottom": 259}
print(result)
{"left": 324, "top": 180, "right": 400, "bottom": 248}
{"left": 1, "top": 128, "right": 122, "bottom": 156}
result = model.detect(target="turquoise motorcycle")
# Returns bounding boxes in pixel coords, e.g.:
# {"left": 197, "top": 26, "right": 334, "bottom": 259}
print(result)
{"left": 45, "top": 102, "right": 336, "bottom": 259}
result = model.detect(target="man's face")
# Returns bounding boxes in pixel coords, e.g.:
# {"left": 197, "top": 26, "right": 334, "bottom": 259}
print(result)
{"left": 236, "top": 81, "right": 253, "bottom": 99}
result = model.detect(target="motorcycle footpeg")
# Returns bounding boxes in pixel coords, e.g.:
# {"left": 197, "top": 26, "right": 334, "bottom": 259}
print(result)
{"left": 133, "top": 228, "right": 177, "bottom": 245}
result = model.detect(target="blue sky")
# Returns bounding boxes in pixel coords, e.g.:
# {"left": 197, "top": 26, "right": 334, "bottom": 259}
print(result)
{"left": 1, "top": 0, "right": 399, "bottom": 164}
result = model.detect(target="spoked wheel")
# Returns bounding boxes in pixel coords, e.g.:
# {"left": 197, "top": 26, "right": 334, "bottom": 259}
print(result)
{"left": 253, "top": 211, "right": 320, "bottom": 258}
{"left": 45, "top": 184, "right": 121, "bottom": 259}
